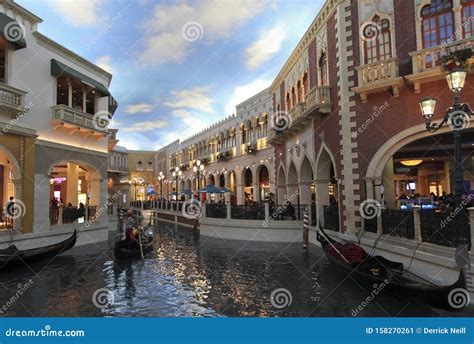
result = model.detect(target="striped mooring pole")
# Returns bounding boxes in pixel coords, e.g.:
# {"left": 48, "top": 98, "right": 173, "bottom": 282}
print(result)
{"left": 303, "top": 209, "right": 309, "bottom": 249}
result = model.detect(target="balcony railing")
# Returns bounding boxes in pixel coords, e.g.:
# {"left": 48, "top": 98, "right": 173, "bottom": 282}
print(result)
{"left": 0, "top": 83, "right": 26, "bottom": 112}
{"left": 304, "top": 86, "right": 331, "bottom": 111}
{"left": 108, "top": 164, "right": 129, "bottom": 172}
{"left": 357, "top": 58, "right": 398, "bottom": 85}
{"left": 51, "top": 104, "right": 109, "bottom": 134}
{"left": 410, "top": 38, "right": 473, "bottom": 74}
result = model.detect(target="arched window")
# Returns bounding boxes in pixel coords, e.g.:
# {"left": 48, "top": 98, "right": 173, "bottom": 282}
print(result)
{"left": 297, "top": 81, "right": 302, "bottom": 103}
{"left": 362, "top": 16, "right": 392, "bottom": 64}
{"left": 147, "top": 161, "right": 153, "bottom": 171}
{"left": 242, "top": 128, "right": 247, "bottom": 144}
{"left": 302, "top": 73, "right": 308, "bottom": 98}
{"left": 291, "top": 87, "right": 297, "bottom": 106}
{"left": 286, "top": 93, "right": 291, "bottom": 111}
{"left": 462, "top": 0, "right": 474, "bottom": 38}
{"left": 137, "top": 160, "right": 143, "bottom": 171}
{"left": 421, "top": 0, "right": 453, "bottom": 49}
{"left": 319, "top": 51, "right": 328, "bottom": 86}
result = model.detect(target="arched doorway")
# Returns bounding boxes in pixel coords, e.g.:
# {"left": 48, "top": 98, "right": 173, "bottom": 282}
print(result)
{"left": 208, "top": 174, "right": 215, "bottom": 185}
{"left": 257, "top": 165, "right": 270, "bottom": 202}
{"left": 300, "top": 156, "right": 314, "bottom": 205}
{"left": 277, "top": 166, "right": 287, "bottom": 204}
{"left": 219, "top": 173, "right": 225, "bottom": 188}
{"left": 244, "top": 168, "right": 253, "bottom": 204}
{"left": 0, "top": 147, "right": 21, "bottom": 230}
{"left": 48, "top": 162, "right": 101, "bottom": 225}
{"left": 315, "top": 147, "right": 338, "bottom": 231}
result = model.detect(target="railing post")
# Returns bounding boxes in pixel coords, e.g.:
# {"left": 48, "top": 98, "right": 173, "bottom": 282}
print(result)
{"left": 58, "top": 206, "right": 63, "bottom": 225}
{"left": 377, "top": 207, "right": 383, "bottom": 235}
{"left": 303, "top": 209, "right": 309, "bottom": 249}
{"left": 227, "top": 203, "right": 231, "bottom": 220}
{"left": 264, "top": 202, "right": 270, "bottom": 221}
{"left": 468, "top": 207, "right": 474, "bottom": 251}
{"left": 413, "top": 205, "right": 422, "bottom": 241}
{"left": 202, "top": 202, "right": 206, "bottom": 218}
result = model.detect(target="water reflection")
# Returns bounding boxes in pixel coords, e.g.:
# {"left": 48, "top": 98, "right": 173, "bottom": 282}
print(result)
{"left": 0, "top": 221, "right": 472, "bottom": 317}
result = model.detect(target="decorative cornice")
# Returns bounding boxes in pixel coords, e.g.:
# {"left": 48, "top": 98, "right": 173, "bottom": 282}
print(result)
{"left": 33, "top": 32, "right": 112, "bottom": 84}
{"left": 36, "top": 139, "right": 108, "bottom": 157}
{"left": 6, "top": 0, "right": 42, "bottom": 24}
{"left": 270, "top": 0, "right": 343, "bottom": 93}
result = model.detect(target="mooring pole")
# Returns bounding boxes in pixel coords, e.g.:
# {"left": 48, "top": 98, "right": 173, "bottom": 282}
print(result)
{"left": 303, "top": 208, "right": 309, "bottom": 249}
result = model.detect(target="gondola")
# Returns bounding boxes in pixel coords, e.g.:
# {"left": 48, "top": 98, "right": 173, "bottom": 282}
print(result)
{"left": 316, "top": 228, "right": 466, "bottom": 310}
{"left": 114, "top": 226, "right": 154, "bottom": 259}
{"left": 0, "top": 230, "right": 77, "bottom": 270}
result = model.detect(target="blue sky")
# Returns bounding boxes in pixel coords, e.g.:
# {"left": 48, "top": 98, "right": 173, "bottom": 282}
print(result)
{"left": 18, "top": 0, "right": 324, "bottom": 150}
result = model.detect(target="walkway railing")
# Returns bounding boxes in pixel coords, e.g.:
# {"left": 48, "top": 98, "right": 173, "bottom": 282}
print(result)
{"left": 206, "top": 203, "right": 227, "bottom": 219}
{"left": 420, "top": 210, "right": 470, "bottom": 247}
{"left": 231, "top": 204, "right": 265, "bottom": 220}
{"left": 381, "top": 209, "right": 415, "bottom": 239}
{"left": 49, "top": 205, "right": 97, "bottom": 226}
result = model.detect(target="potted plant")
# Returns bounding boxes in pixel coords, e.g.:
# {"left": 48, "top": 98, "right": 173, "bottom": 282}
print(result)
{"left": 441, "top": 48, "right": 473, "bottom": 72}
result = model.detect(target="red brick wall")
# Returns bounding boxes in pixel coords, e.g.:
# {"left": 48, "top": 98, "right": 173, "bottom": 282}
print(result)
{"left": 308, "top": 38, "right": 318, "bottom": 89}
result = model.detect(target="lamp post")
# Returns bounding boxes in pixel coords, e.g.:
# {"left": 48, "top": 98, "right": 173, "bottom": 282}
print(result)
{"left": 193, "top": 159, "right": 205, "bottom": 198}
{"left": 419, "top": 67, "right": 472, "bottom": 245}
{"left": 172, "top": 167, "right": 182, "bottom": 210}
{"left": 158, "top": 171, "right": 164, "bottom": 200}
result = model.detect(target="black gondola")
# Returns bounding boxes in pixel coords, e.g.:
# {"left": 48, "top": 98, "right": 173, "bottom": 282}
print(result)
{"left": 0, "top": 230, "right": 77, "bottom": 270}
{"left": 316, "top": 228, "right": 466, "bottom": 310}
{"left": 114, "top": 227, "right": 154, "bottom": 259}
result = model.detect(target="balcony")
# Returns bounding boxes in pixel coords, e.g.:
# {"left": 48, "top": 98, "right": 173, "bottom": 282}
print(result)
{"left": 268, "top": 86, "right": 331, "bottom": 143}
{"left": 352, "top": 58, "right": 403, "bottom": 102}
{"left": 0, "top": 83, "right": 26, "bottom": 115}
{"left": 51, "top": 104, "right": 109, "bottom": 137}
{"left": 108, "top": 164, "right": 129, "bottom": 173}
{"left": 406, "top": 38, "right": 474, "bottom": 93}
{"left": 108, "top": 128, "right": 119, "bottom": 150}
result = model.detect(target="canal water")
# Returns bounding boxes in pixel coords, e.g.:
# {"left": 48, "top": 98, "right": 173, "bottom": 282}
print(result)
{"left": 0, "top": 221, "right": 472, "bottom": 317}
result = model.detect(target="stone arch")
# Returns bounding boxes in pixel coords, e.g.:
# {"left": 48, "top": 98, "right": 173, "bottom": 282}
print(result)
{"left": 277, "top": 164, "right": 287, "bottom": 204}
{"left": 315, "top": 144, "right": 339, "bottom": 230}
{"left": 256, "top": 164, "right": 270, "bottom": 202}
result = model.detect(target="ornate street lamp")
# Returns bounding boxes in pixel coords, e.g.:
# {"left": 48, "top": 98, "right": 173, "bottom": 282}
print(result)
{"left": 419, "top": 65, "right": 472, "bottom": 245}
{"left": 158, "top": 171, "right": 164, "bottom": 204}
{"left": 193, "top": 159, "right": 205, "bottom": 196}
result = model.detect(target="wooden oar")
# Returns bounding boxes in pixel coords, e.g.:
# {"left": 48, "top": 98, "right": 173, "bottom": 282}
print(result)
{"left": 318, "top": 226, "right": 351, "bottom": 264}
{"left": 138, "top": 229, "right": 144, "bottom": 260}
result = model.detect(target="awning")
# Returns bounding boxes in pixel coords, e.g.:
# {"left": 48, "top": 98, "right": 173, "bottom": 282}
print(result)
{"left": 0, "top": 13, "right": 26, "bottom": 50}
{"left": 51, "top": 59, "right": 110, "bottom": 96}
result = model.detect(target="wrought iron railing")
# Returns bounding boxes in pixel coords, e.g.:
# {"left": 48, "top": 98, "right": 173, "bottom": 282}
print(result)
{"left": 206, "top": 203, "right": 227, "bottom": 219}
{"left": 420, "top": 210, "right": 470, "bottom": 247}
{"left": 231, "top": 204, "right": 265, "bottom": 220}
{"left": 381, "top": 209, "right": 415, "bottom": 239}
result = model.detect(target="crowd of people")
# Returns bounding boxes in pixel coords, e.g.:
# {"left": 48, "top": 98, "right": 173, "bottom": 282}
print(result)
{"left": 396, "top": 191, "right": 474, "bottom": 211}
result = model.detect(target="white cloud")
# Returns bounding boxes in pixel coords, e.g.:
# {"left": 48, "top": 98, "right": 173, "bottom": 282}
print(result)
{"left": 95, "top": 55, "right": 113, "bottom": 74}
{"left": 124, "top": 103, "right": 155, "bottom": 114}
{"left": 164, "top": 87, "right": 213, "bottom": 113}
{"left": 122, "top": 120, "right": 168, "bottom": 132}
{"left": 246, "top": 26, "right": 286, "bottom": 69}
{"left": 139, "top": 0, "right": 270, "bottom": 65}
{"left": 48, "top": 0, "right": 105, "bottom": 26}
{"left": 225, "top": 78, "right": 271, "bottom": 115}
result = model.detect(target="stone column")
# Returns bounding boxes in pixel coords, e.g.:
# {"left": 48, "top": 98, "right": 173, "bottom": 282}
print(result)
{"left": 413, "top": 205, "right": 422, "bottom": 241}
{"left": 66, "top": 163, "right": 79, "bottom": 206}
{"left": 252, "top": 182, "right": 259, "bottom": 203}
{"left": 453, "top": 1, "right": 463, "bottom": 41}
{"left": 224, "top": 172, "right": 231, "bottom": 203}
